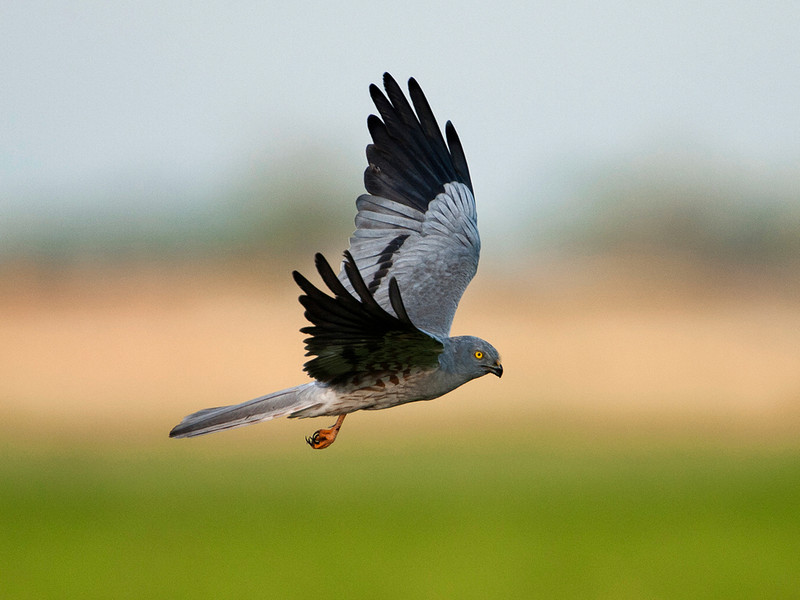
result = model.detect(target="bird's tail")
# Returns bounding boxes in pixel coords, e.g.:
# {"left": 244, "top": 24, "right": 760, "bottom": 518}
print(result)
{"left": 169, "top": 383, "right": 317, "bottom": 438}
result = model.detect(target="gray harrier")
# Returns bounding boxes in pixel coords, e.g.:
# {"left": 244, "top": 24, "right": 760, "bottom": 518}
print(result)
{"left": 170, "top": 74, "right": 502, "bottom": 449}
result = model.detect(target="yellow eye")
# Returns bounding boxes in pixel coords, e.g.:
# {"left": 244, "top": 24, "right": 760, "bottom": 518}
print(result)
{"left": 474, "top": 350, "right": 484, "bottom": 360}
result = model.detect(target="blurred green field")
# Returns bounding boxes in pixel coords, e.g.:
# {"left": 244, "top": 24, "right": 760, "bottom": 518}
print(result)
{"left": 3, "top": 437, "right": 798, "bottom": 599}
{"left": 2, "top": 259, "right": 799, "bottom": 598}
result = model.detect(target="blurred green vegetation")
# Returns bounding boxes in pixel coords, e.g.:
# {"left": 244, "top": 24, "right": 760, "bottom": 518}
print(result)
{"left": 3, "top": 146, "right": 799, "bottom": 270}
{"left": 3, "top": 438, "right": 798, "bottom": 599}
{"left": 557, "top": 154, "right": 800, "bottom": 266}
{"left": 0, "top": 146, "right": 356, "bottom": 264}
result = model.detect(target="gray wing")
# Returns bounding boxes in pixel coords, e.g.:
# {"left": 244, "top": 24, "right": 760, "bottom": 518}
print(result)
{"left": 339, "top": 73, "right": 480, "bottom": 340}
{"left": 294, "top": 251, "right": 443, "bottom": 386}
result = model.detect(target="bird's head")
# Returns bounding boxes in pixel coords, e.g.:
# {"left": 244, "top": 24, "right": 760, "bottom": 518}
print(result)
{"left": 444, "top": 335, "right": 503, "bottom": 380}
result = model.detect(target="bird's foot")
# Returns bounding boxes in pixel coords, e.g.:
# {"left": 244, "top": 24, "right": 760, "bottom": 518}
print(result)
{"left": 306, "top": 414, "right": 346, "bottom": 450}
{"left": 306, "top": 429, "right": 337, "bottom": 449}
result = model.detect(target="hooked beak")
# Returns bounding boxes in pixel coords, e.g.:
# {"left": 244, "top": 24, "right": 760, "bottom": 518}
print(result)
{"left": 486, "top": 361, "right": 503, "bottom": 378}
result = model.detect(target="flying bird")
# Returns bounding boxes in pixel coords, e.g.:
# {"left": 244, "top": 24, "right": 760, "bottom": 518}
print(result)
{"left": 170, "top": 73, "right": 502, "bottom": 449}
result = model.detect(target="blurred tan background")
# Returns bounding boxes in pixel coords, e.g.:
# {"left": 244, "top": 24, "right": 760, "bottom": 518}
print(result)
{"left": 3, "top": 242, "right": 798, "bottom": 448}
{"left": 2, "top": 2, "right": 799, "bottom": 449}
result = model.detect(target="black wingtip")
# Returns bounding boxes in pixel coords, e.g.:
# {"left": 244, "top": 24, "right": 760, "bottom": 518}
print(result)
{"left": 382, "top": 72, "right": 398, "bottom": 87}
{"left": 445, "top": 120, "right": 473, "bottom": 191}
{"left": 368, "top": 83, "right": 383, "bottom": 106}
{"left": 364, "top": 72, "right": 472, "bottom": 208}
{"left": 291, "top": 269, "right": 307, "bottom": 288}
{"left": 293, "top": 268, "right": 325, "bottom": 300}
{"left": 341, "top": 251, "right": 371, "bottom": 305}
{"left": 387, "top": 277, "right": 412, "bottom": 324}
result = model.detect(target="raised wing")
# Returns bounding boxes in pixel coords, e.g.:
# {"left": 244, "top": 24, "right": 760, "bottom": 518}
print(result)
{"left": 339, "top": 73, "right": 480, "bottom": 339}
{"left": 293, "top": 251, "right": 443, "bottom": 386}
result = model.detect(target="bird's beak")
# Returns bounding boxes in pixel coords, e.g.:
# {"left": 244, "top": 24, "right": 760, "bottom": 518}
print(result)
{"left": 488, "top": 361, "right": 503, "bottom": 378}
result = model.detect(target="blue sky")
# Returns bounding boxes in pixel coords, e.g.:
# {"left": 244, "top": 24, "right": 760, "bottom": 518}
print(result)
{"left": 2, "top": 1, "right": 798, "bottom": 250}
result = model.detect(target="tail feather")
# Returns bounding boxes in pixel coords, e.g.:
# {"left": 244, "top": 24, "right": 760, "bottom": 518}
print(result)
{"left": 169, "top": 384, "right": 316, "bottom": 438}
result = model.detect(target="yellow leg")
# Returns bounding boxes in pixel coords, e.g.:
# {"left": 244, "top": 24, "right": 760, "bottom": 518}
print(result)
{"left": 306, "top": 414, "right": 346, "bottom": 450}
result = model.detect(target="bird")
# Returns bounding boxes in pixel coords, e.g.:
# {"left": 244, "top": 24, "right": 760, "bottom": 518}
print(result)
{"left": 169, "top": 73, "right": 503, "bottom": 449}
